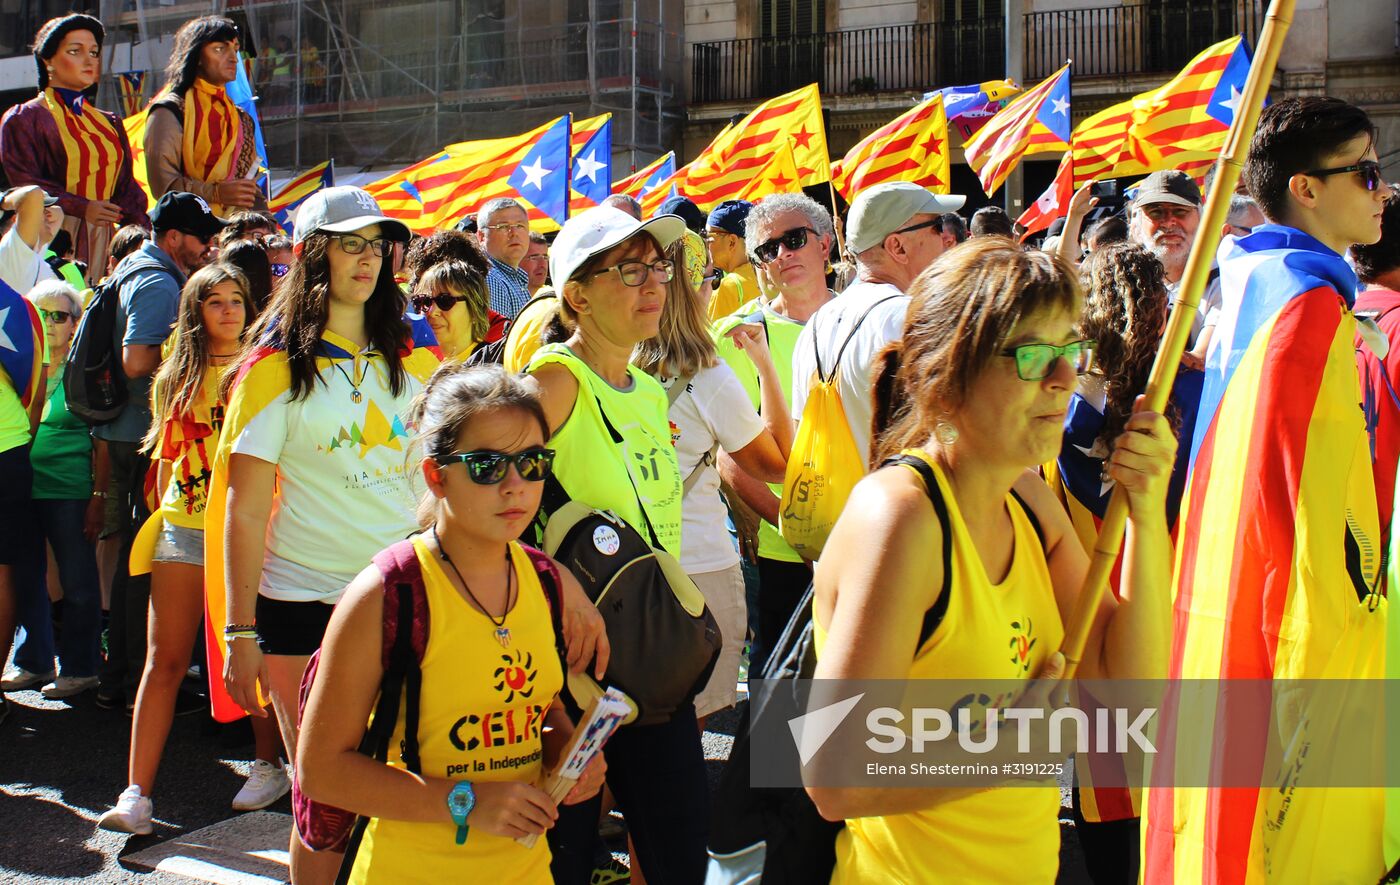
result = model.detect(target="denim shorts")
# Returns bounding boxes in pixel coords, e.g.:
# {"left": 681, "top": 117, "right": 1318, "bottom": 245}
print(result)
{"left": 153, "top": 522, "right": 205, "bottom": 567}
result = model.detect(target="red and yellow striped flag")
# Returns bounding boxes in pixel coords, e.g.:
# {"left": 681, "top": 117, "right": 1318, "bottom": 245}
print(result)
{"left": 122, "top": 107, "right": 156, "bottom": 211}
{"left": 963, "top": 64, "right": 1072, "bottom": 195}
{"left": 1073, "top": 36, "right": 1249, "bottom": 184}
{"left": 832, "top": 94, "right": 950, "bottom": 200}
{"left": 641, "top": 84, "right": 829, "bottom": 215}
{"left": 365, "top": 116, "right": 568, "bottom": 234}
{"left": 614, "top": 151, "right": 676, "bottom": 200}
{"left": 735, "top": 139, "right": 801, "bottom": 203}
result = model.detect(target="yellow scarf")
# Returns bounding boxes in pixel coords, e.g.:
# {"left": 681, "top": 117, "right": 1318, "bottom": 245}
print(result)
{"left": 180, "top": 78, "right": 243, "bottom": 207}
{"left": 41, "top": 87, "right": 121, "bottom": 201}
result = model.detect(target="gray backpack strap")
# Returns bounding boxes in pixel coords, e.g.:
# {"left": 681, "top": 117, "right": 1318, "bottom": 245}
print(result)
{"left": 666, "top": 372, "right": 718, "bottom": 498}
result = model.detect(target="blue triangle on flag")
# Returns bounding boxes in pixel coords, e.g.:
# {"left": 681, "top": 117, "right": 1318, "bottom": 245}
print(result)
{"left": 572, "top": 120, "right": 613, "bottom": 206}
{"left": 1207, "top": 39, "right": 1257, "bottom": 127}
{"left": 1034, "top": 71, "right": 1073, "bottom": 143}
{"left": 508, "top": 117, "right": 571, "bottom": 224}
{"left": 641, "top": 154, "right": 676, "bottom": 196}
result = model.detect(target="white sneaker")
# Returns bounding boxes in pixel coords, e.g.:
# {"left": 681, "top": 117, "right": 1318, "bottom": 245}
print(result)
{"left": 1, "top": 666, "right": 56, "bottom": 692}
{"left": 97, "top": 785, "right": 153, "bottom": 835}
{"left": 41, "top": 675, "right": 100, "bottom": 699}
{"left": 232, "top": 759, "right": 291, "bottom": 811}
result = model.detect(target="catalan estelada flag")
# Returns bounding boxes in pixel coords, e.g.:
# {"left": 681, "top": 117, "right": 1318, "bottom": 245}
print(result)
{"left": 118, "top": 71, "right": 145, "bottom": 118}
{"left": 0, "top": 278, "right": 43, "bottom": 411}
{"left": 200, "top": 325, "right": 441, "bottom": 722}
{"left": 1073, "top": 36, "right": 1250, "bottom": 184}
{"left": 1017, "top": 151, "right": 1074, "bottom": 238}
{"left": 366, "top": 116, "right": 571, "bottom": 234}
{"left": 735, "top": 139, "right": 800, "bottom": 203}
{"left": 569, "top": 113, "right": 612, "bottom": 213}
{"left": 268, "top": 160, "right": 334, "bottom": 229}
{"left": 614, "top": 151, "right": 675, "bottom": 200}
{"left": 963, "top": 64, "right": 1071, "bottom": 196}
{"left": 122, "top": 107, "right": 155, "bottom": 211}
{"left": 1141, "top": 225, "right": 1388, "bottom": 883}
{"left": 832, "top": 93, "right": 949, "bottom": 200}
{"left": 641, "top": 84, "right": 829, "bottom": 215}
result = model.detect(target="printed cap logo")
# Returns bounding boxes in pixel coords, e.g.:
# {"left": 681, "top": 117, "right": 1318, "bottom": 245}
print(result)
{"left": 193, "top": 195, "right": 213, "bottom": 214}
{"left": 593, "top": 525, "right": 621, "bottom": 556}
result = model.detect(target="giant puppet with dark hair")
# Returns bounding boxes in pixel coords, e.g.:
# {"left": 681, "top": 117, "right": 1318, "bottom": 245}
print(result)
{"left": 144, "top": 15, "right": 266, "bottom": 216}
{"left": 0, "top": 14, "right": 151, "bottom": 282}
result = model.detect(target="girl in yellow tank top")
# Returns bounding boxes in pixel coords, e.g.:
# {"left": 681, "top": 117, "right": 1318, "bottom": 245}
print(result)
{"left": 296, "top": 364, "right": 607, "bottom": 883}
{"left": 806, "top": 241, "right": 1177, "bottom": 884}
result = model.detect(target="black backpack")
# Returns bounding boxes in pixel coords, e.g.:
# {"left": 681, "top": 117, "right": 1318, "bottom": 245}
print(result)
{"left": 63, "top": 257, "right": 169, "bottom": 426}
{"left": 466, "top": 292, "right": 561, "bottom": 368}
{"left": 707, "top": 454, "right": 1045, "bottom": 881}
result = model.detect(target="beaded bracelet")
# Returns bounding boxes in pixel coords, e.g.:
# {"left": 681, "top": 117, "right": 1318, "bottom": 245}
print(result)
{"left": 223, "top": 623, "right": 257, "bottom": 635}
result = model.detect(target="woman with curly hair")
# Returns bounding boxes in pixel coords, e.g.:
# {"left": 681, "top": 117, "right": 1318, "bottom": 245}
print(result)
{"left": 1049, "top": 242, "right": 1202, "bottom": 885}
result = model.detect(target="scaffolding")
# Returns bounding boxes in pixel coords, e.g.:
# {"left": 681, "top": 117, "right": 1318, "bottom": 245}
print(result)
{"left": 94, "top": 0, "right": 683, "bottom": 178}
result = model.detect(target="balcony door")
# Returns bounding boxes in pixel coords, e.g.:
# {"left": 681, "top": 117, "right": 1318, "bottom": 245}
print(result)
{"left": 938, "top": 0, "right": 1005, "bottom": 86}
{"left": 1144, "top": 0, "right": 1241, "bottom": 72}
{"left": 759, "top": 0, "right": 827, "bottom": 96}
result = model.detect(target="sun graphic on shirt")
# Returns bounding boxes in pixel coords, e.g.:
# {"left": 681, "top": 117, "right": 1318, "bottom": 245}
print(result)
{"left": 493, "top": 649, "right": 538, "bottom": 703}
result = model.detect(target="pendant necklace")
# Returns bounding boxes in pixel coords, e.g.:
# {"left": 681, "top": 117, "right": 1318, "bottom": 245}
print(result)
{"left": 431, "top": 524, "right": 514, "bottom": 647}
{"left": 332, "top": 356, "right": 368, "bottom": 403}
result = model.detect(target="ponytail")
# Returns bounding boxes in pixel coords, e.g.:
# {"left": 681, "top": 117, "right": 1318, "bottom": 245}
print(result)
{"left": 869, "top": 342, "right": 908, "bottom": 469}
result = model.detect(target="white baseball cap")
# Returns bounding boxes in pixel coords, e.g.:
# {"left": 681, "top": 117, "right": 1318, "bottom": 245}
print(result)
{"left": 549, "top": 206, "right": 687, "bottom": 288}
{"left": 847, "top": 183, "right": 967, "bottom": 254}
{"left": 292, "top": 186, "right": 411, "bottom": 245}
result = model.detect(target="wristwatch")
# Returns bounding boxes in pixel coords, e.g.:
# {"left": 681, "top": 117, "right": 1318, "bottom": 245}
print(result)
{"left": 446, "top": 781, "right": 475, "bottom": 845}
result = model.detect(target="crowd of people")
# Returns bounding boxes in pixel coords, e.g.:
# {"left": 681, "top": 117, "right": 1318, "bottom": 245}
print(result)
{"left": 1, "top": 10, "right": 1398, "bottom": 885}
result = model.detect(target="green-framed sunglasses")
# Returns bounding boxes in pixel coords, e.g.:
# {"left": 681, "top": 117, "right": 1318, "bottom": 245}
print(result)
{"left": 1000, "top": 339, "right": 1096, "bottom": 381}
{"left": 435, "top": 447, "right": 556, "bottom": 484}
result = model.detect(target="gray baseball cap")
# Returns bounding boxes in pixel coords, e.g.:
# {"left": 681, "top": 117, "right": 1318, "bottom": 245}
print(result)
{"left": 847, "top": 183, "right": 966, "bottom": 254}
{"left": 292, "top": 185, "right": 411, "bottom": 245}
{"left": 1132, "top": 170, "right": 1202, "bottom": 210}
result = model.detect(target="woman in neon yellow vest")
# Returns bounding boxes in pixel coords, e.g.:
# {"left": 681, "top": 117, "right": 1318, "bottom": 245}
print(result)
{"left": 805, "top": 239, "right": 1176, "bottom": 883}
{"left": 525, "top": 205, "right": 708, "bottom": 882}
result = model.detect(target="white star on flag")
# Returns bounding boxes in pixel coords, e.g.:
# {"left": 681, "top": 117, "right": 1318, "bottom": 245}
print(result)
{"left": 519, "top": 156, "right": 551, "bottom": 191}
{"left": 1051, "top": 96, "right": 1070, "bottom": 117}
{"left": 575, "top": 151, "right": 605, "bottom": 185}
{"left": 0, "top": 307, "right": 14, "bottom": 353}
{"left": 1218, "top": 85, "right": 1242, "bottom": 117}
{"left": 1073, "top": 440, "right": 1116, "bottom": 498}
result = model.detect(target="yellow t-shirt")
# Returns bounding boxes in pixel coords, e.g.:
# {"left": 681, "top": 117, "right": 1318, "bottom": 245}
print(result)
{"left": 503, "top": 289, "right": 558, "bottom": 374}
{"left": 815, "top": 450, "right": 1065, "bottom": 884}
{"left": 349, "top": 538, "right": 563, "bottom": 884}
{"left": 706, "top": 263, "right": 756, "bottom": 326}
{"left": 156, "top": 369, "right": 225, "bottom": 530}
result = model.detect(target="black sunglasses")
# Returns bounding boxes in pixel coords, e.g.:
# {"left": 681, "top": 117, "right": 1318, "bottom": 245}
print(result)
{"left": 893, "top": 217, "right": 944, "bottom": 237}
{"left": 39, "top": 308, "right": 74, "bottom": 324}
{"left": 436, "top": 447, "right": 556, "bottom": 484}
{"left": 703, "top": 268, "right": 724, "bottom": 287}
{"left": 1303, "top": 159, "right": 1383, "bottom": 192}
{"left": 410, "top": 292, "right": 472, "bottom": 314}
{"left": 752, "top": 227, "right": 817, "bottom": 264}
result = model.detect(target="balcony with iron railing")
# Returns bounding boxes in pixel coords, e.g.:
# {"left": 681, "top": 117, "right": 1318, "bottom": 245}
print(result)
{"left": 690, "top": 19, "right": 1005, "bottom": 105}
{"left": 690, "top": 3, "right": 1267, "bottom": 106}
{"left": 1024, "top": 2, "right": 1266, "bottom": 80}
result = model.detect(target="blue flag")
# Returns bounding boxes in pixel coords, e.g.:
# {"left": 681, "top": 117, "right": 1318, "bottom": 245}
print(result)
{"left": 507, "top": 116, "right": 571, "bottom": 225}
{"left": 0, "top": 279, "right": 43, "bottom": 410}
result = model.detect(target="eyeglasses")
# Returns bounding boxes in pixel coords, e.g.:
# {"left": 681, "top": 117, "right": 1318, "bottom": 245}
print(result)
{"left": 1302, "top": 159, "right": 1383, "bottom": 192}
{"left": 1000, "top": 339, "right": 1096, "bottom": 381}
{"left": 752, "top": 227, "right": 817, "bottom": 264}
{"left": 593, "top": 259, "right": 675, "bottom": 287}
{"left": 482, "top": 221, "right": 529, "bottom": 235}
{"left": 436, "top": 447, "right": 556, "bottom": 484}
{"left": 270, "top": 262, "right": 290, "bottom": 277}
{"left": 330, "top": 234, "right": 392, "bottom": 257}
{"left": 703, "top": 268, "right": 724, "bottom": 287}
{"left": 39, "top": 308, "right": 73, "bottom": 324}
{"left": 893, "top": 217, "right": 944, "bottom": 237}
{"left": 410, "top": 292, "right": 472, "bottom": 314}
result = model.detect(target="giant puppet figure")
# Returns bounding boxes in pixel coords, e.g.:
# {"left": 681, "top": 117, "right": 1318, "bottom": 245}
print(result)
{"left": 0, "top": 14, "right": 150, "bottom": 283}
{"left": 144, "top": 16, "right": 267, "bottom": 217}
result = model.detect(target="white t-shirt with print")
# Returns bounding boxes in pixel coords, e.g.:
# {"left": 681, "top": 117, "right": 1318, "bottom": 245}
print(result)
{"left": 231, "top": 353, "right": 424, "bottom": 603}
{"left": 661, "top": 362, "right": 765, "bottom": 574}
{"left": 0, "top": 226, "right": 58, "bottom": 294}
{"left": 791, "top": 280, "right": 909, "bottom": 466}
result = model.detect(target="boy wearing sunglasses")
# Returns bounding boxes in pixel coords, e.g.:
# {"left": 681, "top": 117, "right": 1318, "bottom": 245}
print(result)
{"left": 1140, "top": 100, "right": 1393, "bottom": 882}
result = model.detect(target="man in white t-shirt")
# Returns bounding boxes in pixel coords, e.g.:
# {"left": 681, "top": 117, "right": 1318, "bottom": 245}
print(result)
{"left": 792, "top": 182, "right": 965, "bottom": 463}
{"left": 0, "top": 186, "right": 62, "bottom": 294}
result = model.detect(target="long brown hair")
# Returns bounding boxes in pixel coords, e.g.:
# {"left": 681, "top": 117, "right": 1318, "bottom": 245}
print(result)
{"left": 1079, "top": 244, "right": 1169, "bottom": 449}
{"left": 633, "top": 234, "right": 717, "bottom": 379}
{"left": 145, "top": 263, "right": 253, "bottom": 453}
{"left": 235, "top": 232, "right": 411, "bottom": 402}
{"left": 870, "top": 238, "right": 1082, "bottom": 467}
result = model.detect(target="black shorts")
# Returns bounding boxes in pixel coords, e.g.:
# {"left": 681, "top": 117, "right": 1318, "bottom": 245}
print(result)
{"left": 255, "top": 594, "right": 336, "bottom": 656}
{"left": 0, "top": 445, "right": 34, "bottom": 566}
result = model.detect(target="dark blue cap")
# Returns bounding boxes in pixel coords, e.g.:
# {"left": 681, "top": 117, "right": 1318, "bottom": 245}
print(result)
{"left": 706, "top": 199, "right": 752, "bottom": 238}
{"left": 658, "top": 195, "right": 706, "bottom": 234}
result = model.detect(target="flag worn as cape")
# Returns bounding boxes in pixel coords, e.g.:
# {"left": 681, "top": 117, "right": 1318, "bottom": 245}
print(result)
{"left": 0, "top": 279, "right": 44, "bottom": 410}
{"left": 200, "top": 326, "right": 440, "bottom": 721}
{"left": 1141, "top": 225, "right": 1387, "bottom": 884}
